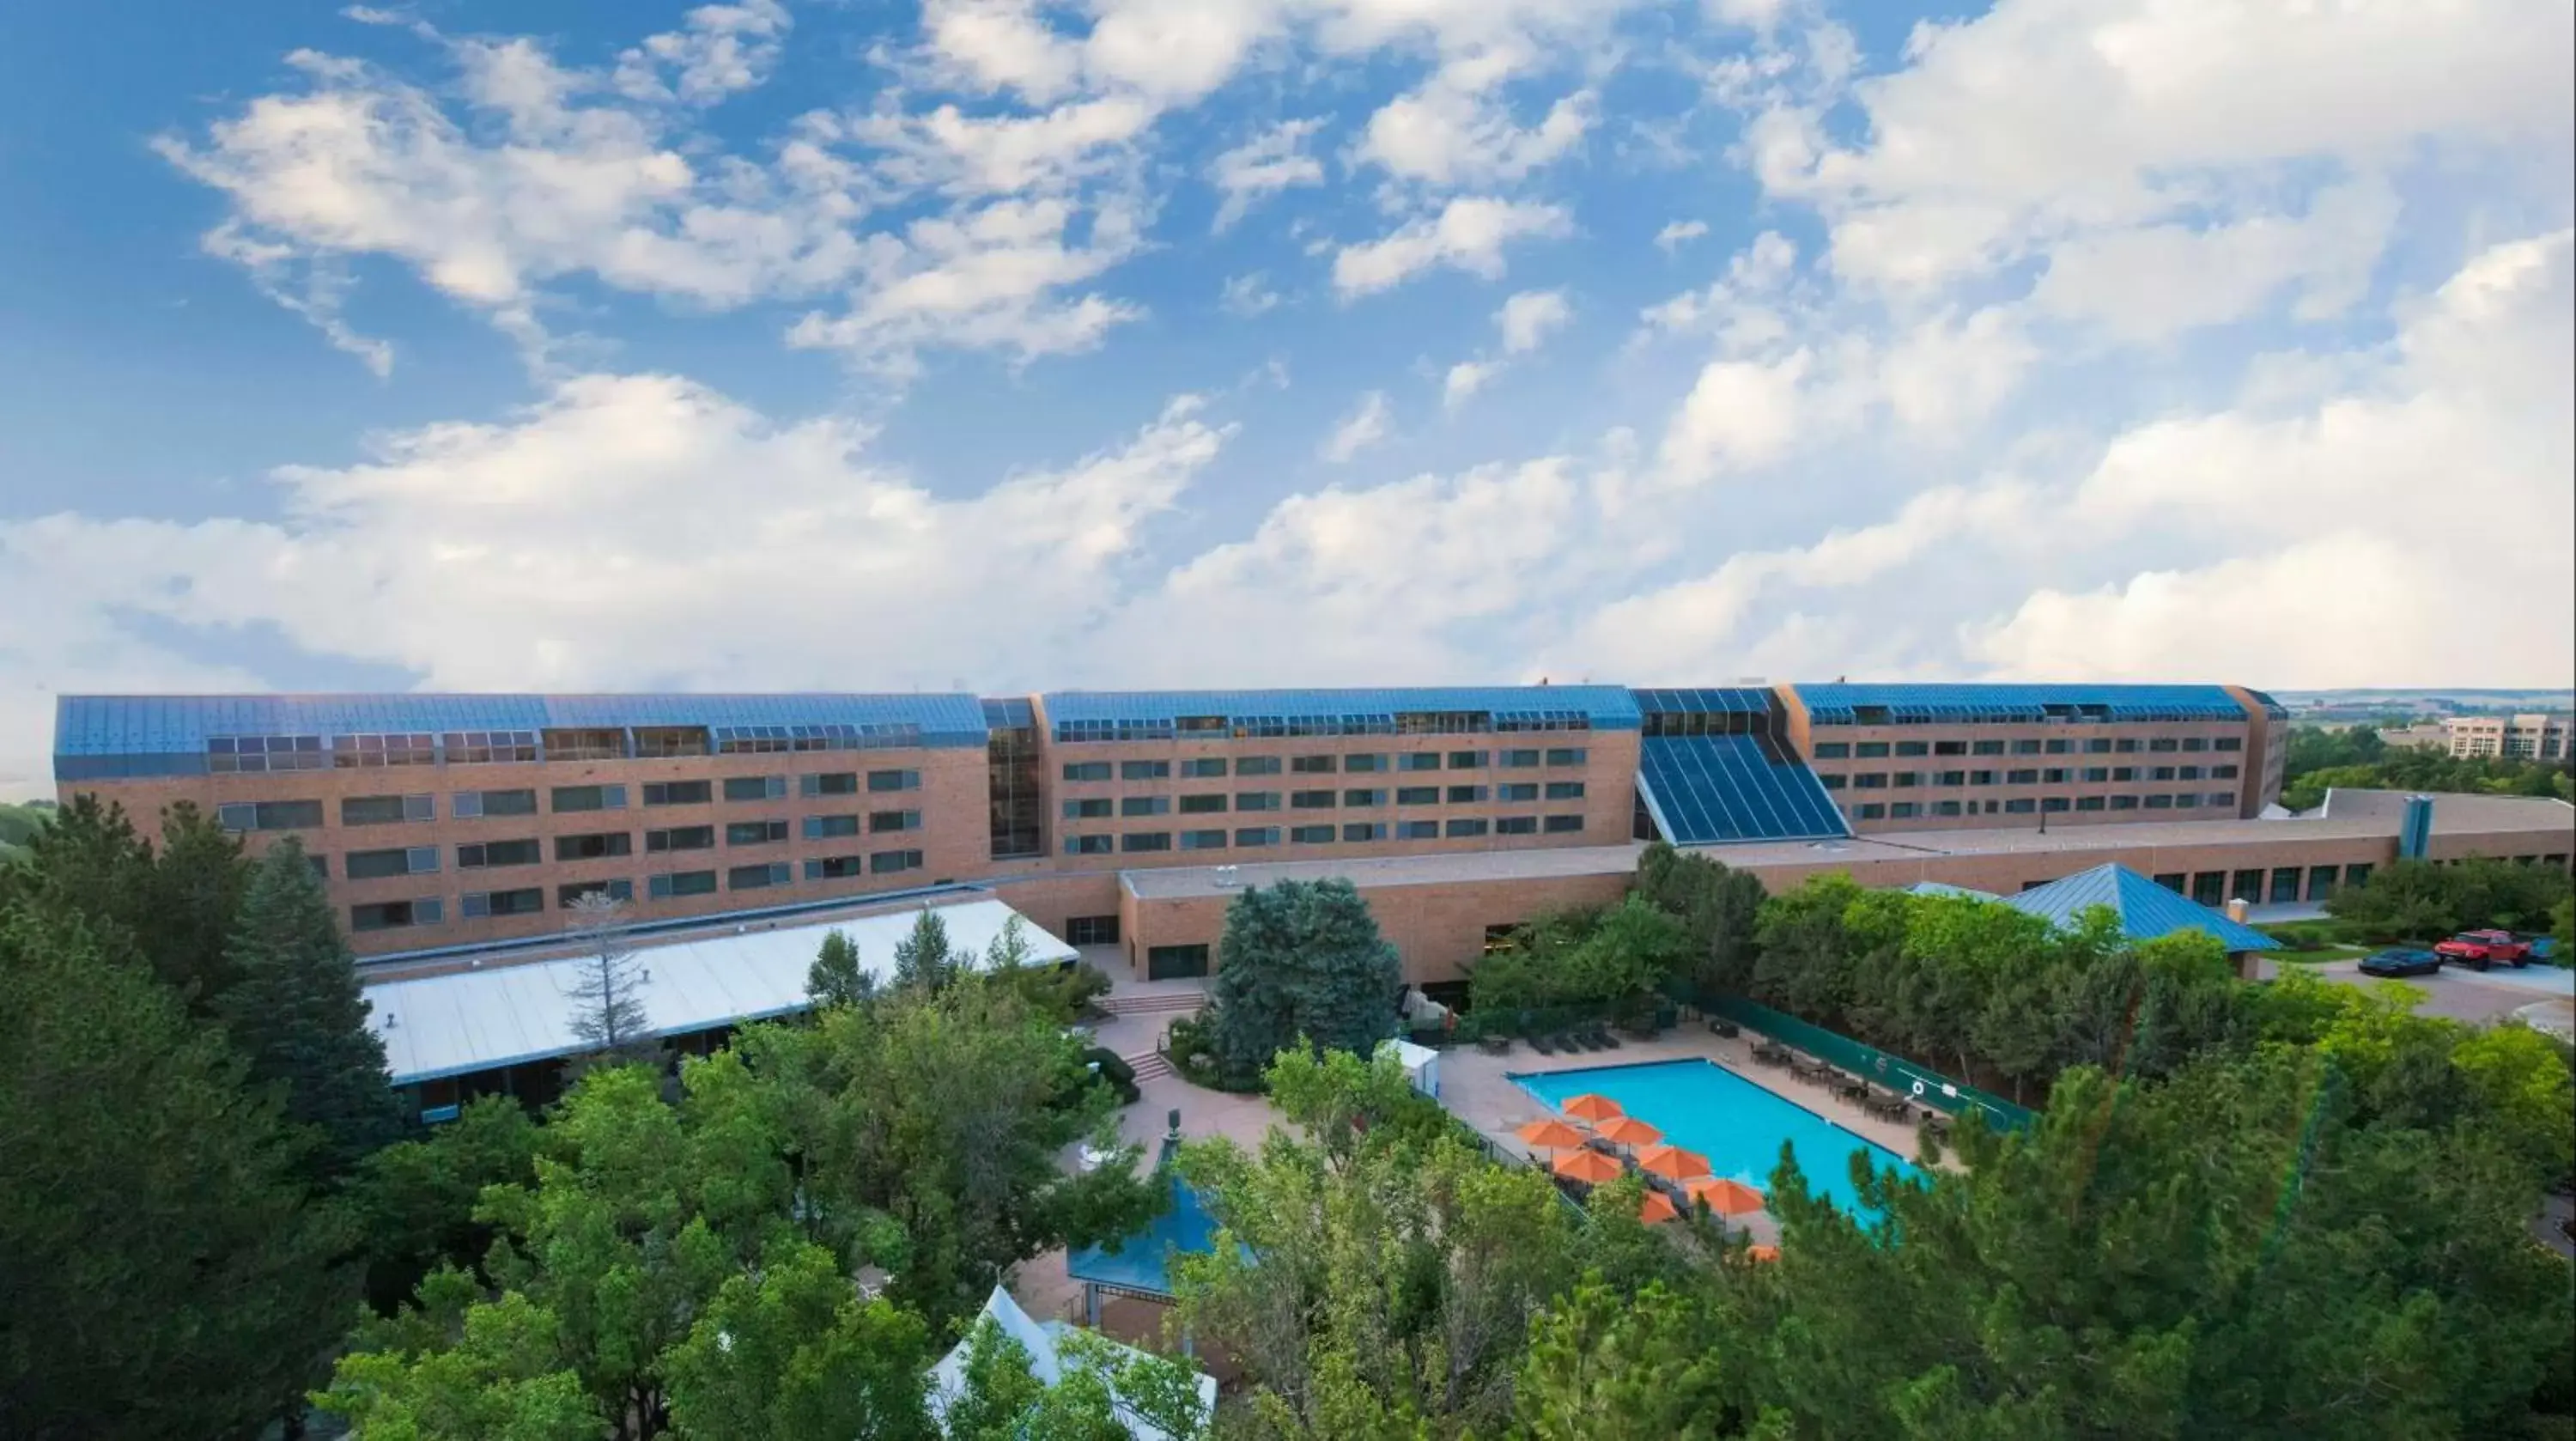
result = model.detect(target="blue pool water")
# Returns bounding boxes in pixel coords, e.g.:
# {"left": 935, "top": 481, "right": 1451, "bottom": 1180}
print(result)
{"left": 1516, "top": 1060, "right": 1919, "bottom": 1216}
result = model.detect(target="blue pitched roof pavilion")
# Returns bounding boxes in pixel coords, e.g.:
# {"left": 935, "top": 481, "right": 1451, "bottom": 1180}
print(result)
{"left": 1999, "top": 863, "right": 2275, "bottom": 953}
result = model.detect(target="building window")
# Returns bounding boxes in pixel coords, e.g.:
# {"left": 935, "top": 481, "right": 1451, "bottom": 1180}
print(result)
{"left": 459, "top": 788, "right": 538, "bottom": 818}
{"left": 1181, "top": 829, "right": 1228, "bottom": 850}
{"left": 216, "top": 800, "right": 325, "bottom": 833}
{"left": 1064, "top": 798, "right": 1113, "bottom": 819}
{"left": 1856, "top": 804, "right": 1886, "bottom": 820}
{"left": 462, "top": 887, "right": 544, "bottom": 919}
{"left": 1390, "top": 820, "right": 1435, "bottom": 840}
{"left": 1499, "top": 782, "right": 1539, "bottom": 802}
{"left": 1820, "top": 774, "right": 1848, "bottom": 790}
{"left": 344, "top": 793, "right": 434, "bottom": 825}
{"left": 1343, "top": 822, "right": 1388, "bottom": 842}
{"left": 2175, "top": 794, "right": 2202, "bottom": 809}
{"left": 2342, "top": 863, "right": 2372, "bottom": 889}
{"left": 1146, "top": 945, "right": 1210, "bottom": 981}
{"left": 2269, "top": 867, "right": 2302, "bottom": 903}
{"left": 2081, "top": 768, "right": 2109, "bottom": 782}
{"left": 869, "top": 810, "right": 921, "bottom": 833}
{"left": 1542, "top": 814, "right": 1585, "bottom": 833}
{"left": 2181, "top": 738, "right": 2208, "bottom": 752}
{"left": 1181, "top": 757, "right": 1229, "bottom": 778}
{"left": 2212, "top": 764, "right": 2239, "bottom": 780}
{"left": 1893, "top": 772, "right": 1921, "bottom": 787}
{"left": 1935, "top": 741, "right": 1967, "bottom": 757}
{"left": 2307, "top": 866, "right": 2340, "bottom": 901}
{"left": 2109, "top": 795, "right": 2140, "bottom": 811}
{"left": 2114, "top": 739, "right": 2139, "bottom": 753}
{"left": 1856, "top": 742, "right": 1891, "bottom": 758}
{"left": 723, "top": 862, "right": 790, "bottom": 891}
{"left": 643, "top": 781, "right": 713, "bottom": 807}
{"left": 1396, "top": 786, "right": 1440, "bottom": 806}
{"left": 2215, "top": 737, "right": 2243, "bottom": 752}
{"left": 351, "top": 898, "right": 441, "bottom": 932}
{"left": 2039, "top": 769, "right": 2066, "bottom": 784}
{"left": 1062, "top": 762, "right": 1112, "bottom": 782}
{"left": 1065, "top": 835, "right": 1113, "bottom": 855}
{"left": 2144, "top": 794, "right": 2174, "bottom": 809}
{"left": 1501, "top": 749, "right": 1540, "bottom": 768}
{"left": 1811, "top": 743, "right": 1850, "bottom": 759}
{"left": 2002, "top": 799, "right": 2038, "bottom": 814}
{"left": 2007, "top": 769, "right": 2038, "bottom": 785}
{"left": 1343, "top": 753, "right": 1387, "bottom": 773}
{"left": 2190, "top": 873, "right": 2227, "bottom": 907}
{"left": 1235, "top": 791, "right": 1281, "bottom": 812}
{"left": 2148, "top": 766, "right": 2177, "bottom": 781}
{"left": 803, "top": 772, "right": 860, "bottom": 797}
{"left": 1120, "top": 832, "right": 1172, "bottom": 853}
{"left": 1893, "top": 741, "right": 1929, "bottom": 757}
{"left": 1935, "top": 770, "right": 1965, "bottom": 786}
{"left": 2148, "top": 738, "right": 2180, "bottom": 753}
{"left": 867, "top": 769, "right": 920, "bottom": 793}
{"left": 1969, "top": 770, "right": 1996, "bottom": 786}
{"left": 2012, "top": 739, "right": 2043, "bottom": 755}
{"left": 206, "top": 734, "right": 324, "bottom": 774}
{"left": 870, "top": 849, "right": 925, "bottom": 874}
{"left": 1972, "top": 739, "right": 2007, "bottom": 756}
{"left": 444, "top": 731, "right": 540, "bottom": 764}
{"left": 1935, "top": 800, "right": 1965, "bottom": 817}
{"left": 1066, "top": 915, "right": 1120, "bottom": 945}
{"left": 721, "top": 775, "right": 787, "bottom": 802}
{"left": 556, "top": 831, "right": 633, "bottom": 861}
{"left": 646, "top": 825, "right": 715, "bottom": 853}
{"left": 2044, "top": 739, "right": 2071, "bottom": 755}
{"left": 2083, "top": 739, "right": 2113, "bottom": 754}
{"left": 1236, "top": 756, "right": 1282, "bottom": 776}
{"left": 1290, "top": 754, "right": 1340, "bottom": 775}
{"left": 346, "top": 846, "right": 440, "bottom": 879}
{"left": 805, "top": 814, "right": 861, "bottom": 840}
{"left": 649, "top": 870, "right": 719, "bottom": 898}
{"left": 1236, "top": 826, "right": 1280, "bottom": 847}
{"left": 1178, "top": 793, "right": 1228, "bottom": 814}
{"left": 457, "top": 838, "right": 542, "bottom": 868}
{"left": 330, "top": 733, "right": 439, "bottom": 769}
{"left": 558, "top": 879, "right": 634, "bottom": 907}
{"left": 1291, "top": 789, "right": 1337, "bottom": 810}
{"left": 2075, "top": 796, "right": 2106, "bottom": 812}
{"left": 726, "top": 820, "right": 790, "bottom": 846}
{"left": 1445, "top": 818, "right": 1489, "bottom": 837}
{"left": 2111, "top": 768, "right": 2136, "bottom": 782}
{"left": 1888, "top": 802, "right": 1919, "bottom": 818}
{"left": 1394, "top": 752, "right": 1441, "bottom": 772}
{"left": 2040, "top": 797, "right": 2071, "bottom": 812}
{"left": 1121, "top": 795, "right": 1170, "bottom": 818}
{"left": 552, "top": 784, "right": 628, "bottom": 812}
{"left": 2153, "top": 873, "right": 2186, "bottom": 894}
{"left": 1448, "top": 750, "right": 1488, "bottom": 769}
{"left": 1446, "top": 785, "right": 1487, "bottom": 804}
{"left": 1544, "top": 781, "right": 1586, "bottom": 800}
{"left": 1495, "top": 815, "right": 1540, "bottom": 835}
{"left": 805, "top": 856, "right": 864, "bottom": 881}
{"left": 1854, "top": 774, "right": 1888, "bottom": 789}
{"left": 1119, "top": 759, "right": 1170, "bottom": 781}
{"left": 1291, "top": 824, "right": 1336, "bottom": 844}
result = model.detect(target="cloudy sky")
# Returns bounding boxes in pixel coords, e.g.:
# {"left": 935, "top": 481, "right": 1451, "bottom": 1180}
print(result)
{"left": 3, "top": 0, "right": 2570, "bottom": 795}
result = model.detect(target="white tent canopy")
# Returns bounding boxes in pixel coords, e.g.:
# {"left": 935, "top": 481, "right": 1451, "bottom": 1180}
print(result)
{"left": 926, "top": 1286, "right": 1216, "bottom": 1441}
{"left": 365, "top": 897, "right": 1072, "bottom": 1085}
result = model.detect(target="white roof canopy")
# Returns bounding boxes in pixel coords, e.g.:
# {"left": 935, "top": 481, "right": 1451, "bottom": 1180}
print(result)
{"left": 927, "top": 1286, "right": 1216, "bottom": 1441}
{"left": 365, "top": 898, "right": 1072, "bottom": 1085}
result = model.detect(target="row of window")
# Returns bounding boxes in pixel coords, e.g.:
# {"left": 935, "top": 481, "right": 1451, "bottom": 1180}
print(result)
{"left": 1059, "top": 748, "right": 1589, "bottom": 783}
{"left": 209, "top": 725, "right": 922, "bottom": 773}
{"left": 2159, "top": 864, "right": 2372, "bottom": 909}
{"left": 1821, "top": 765, "right": 2238, "bottom": 790}
{"left": 1849, "top": 793, "right": 2238, "bottom": 820}
{"left": 1064, "top": 814, "right": 1587, "bottom": 854}
{"left": 215, "top": 774, "right": 924, "bottom": 834}
{"left": 1054, "top": 710, "right": 1594, "bottom": 744}
{"left": 327, "top": 813, "right": 925, "bottom": 879}
{"left": 1061, "top": 781, "right": 1585, "bottom": 819}
{"left": 1811, "top": 736, "right": 2240, "bottom": 759}
{"left": 347, "top": 851, "right": 930, "bottom": 933}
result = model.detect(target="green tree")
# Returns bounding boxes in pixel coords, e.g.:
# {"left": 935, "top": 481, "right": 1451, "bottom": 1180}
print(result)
{"left": 0, "top": 794, "right": 254, "bottom": 1008}
{"left": 808, "top": 927, "right": 875, "bottom": 1010}
{"left": 314, "top": 1269, "right": 599, "bottom": 1441}
{"left": 147, "top": 800, "right": 255, "bottom": 1006}
{"left": 2553, "top": 894, "right": 2573, "bottom": 958}
{"left": 1510, "top": 1280, "right": 1751, "bottom": 1440}
{"left": 219, "top": 835, "right": 407, "bottom": 1181}
{"left": 1204, "top": 879, "right": 1400, "bottom": 1086}
{"left": 660, "top": 1234, "right": 936, "bottom": 1440}
{"left": 893, "top": 907, "right": 958, "bottom": 993}
{"left": 1635, "top": 842, "right": 1769, "bottom": 994}
{"left": 939, "top": 1317, "right": 1208, "bottom": 1440}
{"left": 1, "top": 902, "right": 360, "bottom": 1439}
{"left": 351, "top": 1095, "right": 544, "bottom": 1312}
{"left": 0, "top": 797, "right": 52, "bottom": 864}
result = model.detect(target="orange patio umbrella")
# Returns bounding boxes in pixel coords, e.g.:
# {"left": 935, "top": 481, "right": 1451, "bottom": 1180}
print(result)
{"left": 1515, "top": 1118, "right": 1586, "bottom": 1152}
{"left": 1744, "top": 1243, "right": 1781, "bottom": 1262}
{"left": 1636, "top": 1144, "right": 1712, "bottom": 1182}
{"left": 1637, "top": 1190, "right": 1682, "bottom": 1225}
{"left": 1551, "top": 1148, "right": 1623, "bottom": 1184}
{"left": 1558, "top": 1093, "right": 1624, "bottom": 1124}
{"left": 1683, "top": 1177, "right": 1767, "bottom": 1216}
{"left": 1594, "top": 1116, "right": 1663, "bottom": 1148}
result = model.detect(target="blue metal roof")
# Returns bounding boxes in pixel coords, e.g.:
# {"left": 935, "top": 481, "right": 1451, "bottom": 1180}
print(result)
{"left": 1637, "top": 735, "right": 1850, "bottom": 845}
{"left": 1041, "top": 686, "right": 1641, "bottom": 739}
{"left": 1630, "top": 687, "right": 1774, "bottom": 715}
{"left": 1794, "top": 683, "right": 2248, "bottom": 726}
{"left": 56, "top": 692, "right": 990, "bottom": 772}
{"left": 2000, "top": 864, "right": 2275, "bottom": 952}
{"left": 1066, "top": 1136, "right": 1226, "bottom": 1299}
{"left": 1905, "top": 881, "right": 1999, "bottom": 900}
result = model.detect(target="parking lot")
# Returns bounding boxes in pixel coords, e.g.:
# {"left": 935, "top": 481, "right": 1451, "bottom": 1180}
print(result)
{"left": 2258, "top": 954, "right": 2576, "bottom": 1025}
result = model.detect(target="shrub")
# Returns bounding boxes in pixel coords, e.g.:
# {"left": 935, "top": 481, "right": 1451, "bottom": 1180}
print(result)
{"left": 1078, "top": 1046, "right": 1140, "bottom": 1106}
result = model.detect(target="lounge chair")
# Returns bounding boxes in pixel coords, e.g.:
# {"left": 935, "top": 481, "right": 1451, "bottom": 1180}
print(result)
{"left": 1528, "top": 1033, "right": 1557, "bottom": 1055}
{"left": 1590, "top": 1025, "right": 1622, "bottom": 1049}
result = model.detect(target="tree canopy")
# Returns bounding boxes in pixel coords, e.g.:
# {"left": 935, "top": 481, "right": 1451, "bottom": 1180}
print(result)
{"left": 1203, "top": 878, "right": 1401, "bottom": 1086}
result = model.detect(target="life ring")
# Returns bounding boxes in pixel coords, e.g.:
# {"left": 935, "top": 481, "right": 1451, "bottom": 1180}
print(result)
{"left": 1911, "top": 1079, "right": 1926, "bottom": 1097}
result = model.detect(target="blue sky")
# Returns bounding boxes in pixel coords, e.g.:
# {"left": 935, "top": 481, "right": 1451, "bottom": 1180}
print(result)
{"left": 2, "top": 0, "right": 2570, "bottom": 794}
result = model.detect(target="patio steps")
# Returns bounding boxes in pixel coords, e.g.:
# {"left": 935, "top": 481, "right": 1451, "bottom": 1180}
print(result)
{"left": 1100, "top": 991, "right": 1206, "bottom": 1017}
{"left": 1123, "top": 1049, "right": 1176, "bottom": 1083}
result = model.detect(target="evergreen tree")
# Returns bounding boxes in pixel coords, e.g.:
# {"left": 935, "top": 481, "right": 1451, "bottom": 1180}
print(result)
{"left": 562, "top": 891, "right": 655, "bottom": 1063}
{"left": 891, "top": 907, "right": 957, "bottom": 993}
{"left": 1203, "top": 879, "right": 1400, "bottom": 1086}
{"left": 1, "top": 902, "right": 360, "bottom": 1439}
{"left": 218, "top": 836, "right": 406, "bottom": 1180}
{"left": 0, "top": 794, "right": 253, "bottom": 1010}
{"left": 0, "top": 792, "right": 156, "bottom": 960}
{"left": 145, "top": 800, "right": 253, "bottom": 1005}
{"left": 806, "top": 927, "right": 875, "bottom": 1010}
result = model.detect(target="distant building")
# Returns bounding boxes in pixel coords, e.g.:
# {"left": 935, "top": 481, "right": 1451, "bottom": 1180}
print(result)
{"left": 2377, "top": 723, "right": 2451, "bottom": 751}
{"left": 2442, "top": 714, "right": 2571, "bottom": 762}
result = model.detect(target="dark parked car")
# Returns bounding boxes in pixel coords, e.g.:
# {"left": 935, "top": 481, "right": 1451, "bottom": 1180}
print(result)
{"left": 2359, "top": 948, "right": 2444, "bottom": 978}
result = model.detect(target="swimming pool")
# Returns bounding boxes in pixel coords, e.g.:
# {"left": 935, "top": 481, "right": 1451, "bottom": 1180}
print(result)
{"left": 1516, "top": 1060, "right": 1919, "bottom": 1215}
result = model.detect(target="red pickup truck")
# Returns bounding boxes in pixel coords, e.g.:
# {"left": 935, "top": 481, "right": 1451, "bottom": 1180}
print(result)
{"left": 2433, "top": 929, "right": 2533, "bottom": 970}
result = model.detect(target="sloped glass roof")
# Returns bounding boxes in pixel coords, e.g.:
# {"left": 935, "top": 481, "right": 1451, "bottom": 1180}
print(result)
{"left": 1793, "top": 683, "right": 2247, "bottom": 725}
{"left": 1637, "top": 735, "right": 1850, "bottom": 844}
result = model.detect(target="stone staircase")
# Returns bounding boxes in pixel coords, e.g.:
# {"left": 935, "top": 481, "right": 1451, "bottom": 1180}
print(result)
{"left": 1098, "top": 989, "right": 1206, "bottom": 1018}
{"left": 1123, "top": 1049, "right": 1176, "bottom": 1083}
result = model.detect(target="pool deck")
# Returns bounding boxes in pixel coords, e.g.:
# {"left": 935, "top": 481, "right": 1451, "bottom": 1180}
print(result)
{"left": 1437, "top": 1025, "right": 1951, "bottom": 1235}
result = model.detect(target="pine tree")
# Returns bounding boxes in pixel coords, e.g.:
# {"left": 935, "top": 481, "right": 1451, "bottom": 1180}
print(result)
{"left": 218, "top": 836, "right": 406, "bottom": 1180}
{"left": 890, "top": 907, "right": 955, "bottom": 993}
{"left": 1, "top": 901, "right": 361, "bottom": 1438}
{"left": 1205, "top": 879, "right": 1400, "bottom": 1086}
{"left": 561, "top": 890, "right": 654, "bottom": 1062}
{"left": 806, "top": 927, "right": 874, "bottom": 1010}
{"left": 146, "top": 800, "right": 253, "bottom": 1006}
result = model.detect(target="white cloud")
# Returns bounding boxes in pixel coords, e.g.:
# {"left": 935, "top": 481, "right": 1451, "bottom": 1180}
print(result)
{"left": 1443, "top": 360, "right": 1498, "bottom": 407}
{"left": 1496, "top": 288, "right": 1571, "bottom": 353}
{"left": 614, "top": 0, "right": 791, "bottom": 106}
{"left": 1220, "top": 271, "right": 1281, "bottom": 316}
{"left": 1321, "top": 390, "right": 1394, "bottom": 461}
{"left": 2028, "top": 178, "right": 2401, "bottom": 342}
{"left": 1356, "top": 65, "right": 1595, "bottom": 188}
{"left": 1209, "top": 118, "right": 1327, "bottom": 230}
{"left": 1332, "top": 197, "right": 1571, "bottom": 297}
{"left": 1656, "top": 350, "right": 1809, "bottom": 484}
{"left": 1654, "top": 219, "right": 1708, "bottom": 252}
{"left": 919, "top": 0, "right": 1084, "bottom": 102}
